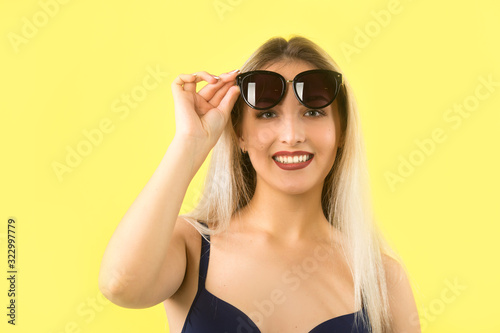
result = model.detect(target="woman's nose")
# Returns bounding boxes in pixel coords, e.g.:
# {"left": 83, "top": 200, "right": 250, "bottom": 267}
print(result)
{"left": 279, "top": 114, "right": 305, "bottom": 145}
{"left": 277, "top": 89, "right": 306, "bottom": 145}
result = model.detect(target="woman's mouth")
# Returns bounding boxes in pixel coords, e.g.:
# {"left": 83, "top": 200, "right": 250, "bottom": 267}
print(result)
{"left": 272, "top": 154, "right": 314, "bottom": 170}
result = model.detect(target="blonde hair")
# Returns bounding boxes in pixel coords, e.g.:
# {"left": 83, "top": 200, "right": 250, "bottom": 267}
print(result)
{"left": 181, "top": 35, "right": 406, "bottom": 333}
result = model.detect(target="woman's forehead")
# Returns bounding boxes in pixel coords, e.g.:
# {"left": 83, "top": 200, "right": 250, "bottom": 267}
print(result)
{"left": 261, "top": 60, "right": 318, "bottom": 75}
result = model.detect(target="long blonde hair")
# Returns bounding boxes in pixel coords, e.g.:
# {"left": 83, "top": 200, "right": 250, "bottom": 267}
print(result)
{"left": 181, "top": 35, "right": 406, "bottom": 333}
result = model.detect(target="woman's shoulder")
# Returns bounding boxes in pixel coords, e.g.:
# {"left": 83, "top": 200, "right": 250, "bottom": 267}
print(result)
{"left": 173, "top": 217, "right": 206, "bottom": 245}
{"left": 172, "top": 217, "right": 218, "bottom": 254}
{"left": 380, "top": 253, "right": 421, "bottom": 332}
{"left": 381, "top": 253, "right": 407, "bottom": 288}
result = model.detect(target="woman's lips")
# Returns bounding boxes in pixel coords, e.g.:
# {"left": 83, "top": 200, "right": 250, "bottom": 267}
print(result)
{"left": 273, "top": 155, "right": 314, "bottom": 170}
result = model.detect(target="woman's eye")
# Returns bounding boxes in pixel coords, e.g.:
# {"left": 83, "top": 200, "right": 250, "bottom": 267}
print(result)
{"left": 305, "top": 110, "right": 326, "bottom": 117}
{"left": 256, "top": 111, "right": 276, "bottom": 119}
{"left": 256, "top": 110, "right": 325, "bottom": 119}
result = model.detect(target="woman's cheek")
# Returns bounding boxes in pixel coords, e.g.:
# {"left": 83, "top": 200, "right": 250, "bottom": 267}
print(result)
{"left": 319, "top": 124, "right": 337, "bottom": 145}
{"left": 254, "top": 127, "right": 274, "bottom": 150}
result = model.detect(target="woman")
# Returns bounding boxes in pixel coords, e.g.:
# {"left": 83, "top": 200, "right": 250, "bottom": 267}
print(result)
{"left": 98, "top": 36, "right": 421, "bottom": 333}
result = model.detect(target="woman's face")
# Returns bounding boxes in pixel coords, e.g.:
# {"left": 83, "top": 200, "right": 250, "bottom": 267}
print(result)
{"left": 238, "top": 60, "right": 343, "bottom": 195}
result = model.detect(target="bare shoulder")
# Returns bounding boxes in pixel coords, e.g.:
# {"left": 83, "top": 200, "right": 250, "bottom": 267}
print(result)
{"left": 174, "top": 217, "right": 204, "bottom": 244}
{"left": 381, "top": 253, "right": 421, "bottom": 333}
{"left": 160, "top": 216, "right": 203, "bottom": 296}
{"left": 161, "top": 217, "right": 206, "bottom": 332}
{"left": 382, "top": 254, "right": 407, "bottom": 288}
{"left": 171, "top": 216, "right": 205, "bottom": 264}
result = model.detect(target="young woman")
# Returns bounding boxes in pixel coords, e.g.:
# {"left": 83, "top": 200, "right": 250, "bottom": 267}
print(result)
{"left": 99, "top": 36, "right": 421, "bottom": 333}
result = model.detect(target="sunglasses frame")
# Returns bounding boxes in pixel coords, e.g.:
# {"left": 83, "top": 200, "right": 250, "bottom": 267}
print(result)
{"left": 236, "top": 69, "right": 343, "bottom": 110}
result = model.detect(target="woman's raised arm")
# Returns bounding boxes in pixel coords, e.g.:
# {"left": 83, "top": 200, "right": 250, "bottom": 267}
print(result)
{"left": 98, "top": 70, "right": 240, "bottom": 308}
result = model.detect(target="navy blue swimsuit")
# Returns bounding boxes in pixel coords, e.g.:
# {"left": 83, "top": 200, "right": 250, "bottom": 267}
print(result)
{"left": 181, "top": 226, "right": 371, "bottom": 332}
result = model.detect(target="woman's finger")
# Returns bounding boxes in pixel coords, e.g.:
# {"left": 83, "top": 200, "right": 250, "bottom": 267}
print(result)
{"left": 218, "top": 85, "right": 241, "bottom": 115}
{"left": 172, "top": 71, "right": 218, "bottom": 94}
{"left": 198, "top": 70, "right": 240, "bottom": 101}
{"left": 200, "top": 85, "right": 241, "bottom": 139}
{"left": 209, "top": 81, "right": 238, "bottom": 107}
{"left": 197, "top": 78, "right": 225, "bottom": 101}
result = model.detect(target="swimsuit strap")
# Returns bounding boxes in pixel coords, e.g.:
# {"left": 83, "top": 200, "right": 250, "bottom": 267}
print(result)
{"left": 198, "top": 222, "right": 211, "bottom": 290}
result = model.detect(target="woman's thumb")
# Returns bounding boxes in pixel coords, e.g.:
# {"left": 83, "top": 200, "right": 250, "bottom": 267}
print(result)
{"left": 218, "top": 85, "right": 241, "bottom": 116}
{"left": 202, "top": 85, "right": 241, "bottom": 138}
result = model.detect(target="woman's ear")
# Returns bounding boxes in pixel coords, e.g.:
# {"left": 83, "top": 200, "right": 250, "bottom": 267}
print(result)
{"left": 238, "top": 136, "right": 246, "bottom": 152}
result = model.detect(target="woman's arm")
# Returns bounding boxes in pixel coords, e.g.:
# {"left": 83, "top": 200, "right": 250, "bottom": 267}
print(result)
{"left": 384, "top": 255, "right": 422, "bottom": 333}
{"left": 98, "top": 137, "right": 206, "bottom": 308}
{"left": 98, "top": 70, "right": 240, "bottom": 308}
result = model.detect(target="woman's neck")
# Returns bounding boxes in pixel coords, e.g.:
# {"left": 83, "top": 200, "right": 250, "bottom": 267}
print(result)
{"left": 235, "top": 179, "right": 330, "bottom": 243}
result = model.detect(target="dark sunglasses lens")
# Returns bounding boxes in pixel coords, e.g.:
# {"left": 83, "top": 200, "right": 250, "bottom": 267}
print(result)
{"left": 241, "top": 73, "right": 283, "bottom": 109}
{"left": 296, "top": 72, "right": 338, "bottom": 108}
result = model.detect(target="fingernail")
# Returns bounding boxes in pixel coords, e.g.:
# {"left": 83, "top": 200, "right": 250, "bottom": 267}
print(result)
{"left": 229, "top": 69, "right": 240, "bottom": 74}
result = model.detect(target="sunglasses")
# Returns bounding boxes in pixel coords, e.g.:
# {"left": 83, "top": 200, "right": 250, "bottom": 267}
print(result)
{"left": 236, "top": 69, "right": 343, "bottom": 110}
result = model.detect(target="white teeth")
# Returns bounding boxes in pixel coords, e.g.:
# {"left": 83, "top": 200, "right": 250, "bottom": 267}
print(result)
{"left": 274, "top": 154, "right": 312, "bottom": 164}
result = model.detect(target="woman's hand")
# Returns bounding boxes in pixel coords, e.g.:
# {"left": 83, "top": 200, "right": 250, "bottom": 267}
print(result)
{"left": 171, "top": 70, "right": 240, "bottom": 149}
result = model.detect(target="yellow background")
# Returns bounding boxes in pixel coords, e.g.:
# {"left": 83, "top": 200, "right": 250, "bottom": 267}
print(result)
{"left": 1, "top": 0, "right": 498, "bottom": 332}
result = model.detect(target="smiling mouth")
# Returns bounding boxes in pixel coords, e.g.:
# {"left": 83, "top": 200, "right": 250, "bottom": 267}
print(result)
{"left": 272, "top": 154, "right": 314, "bottom": 164}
